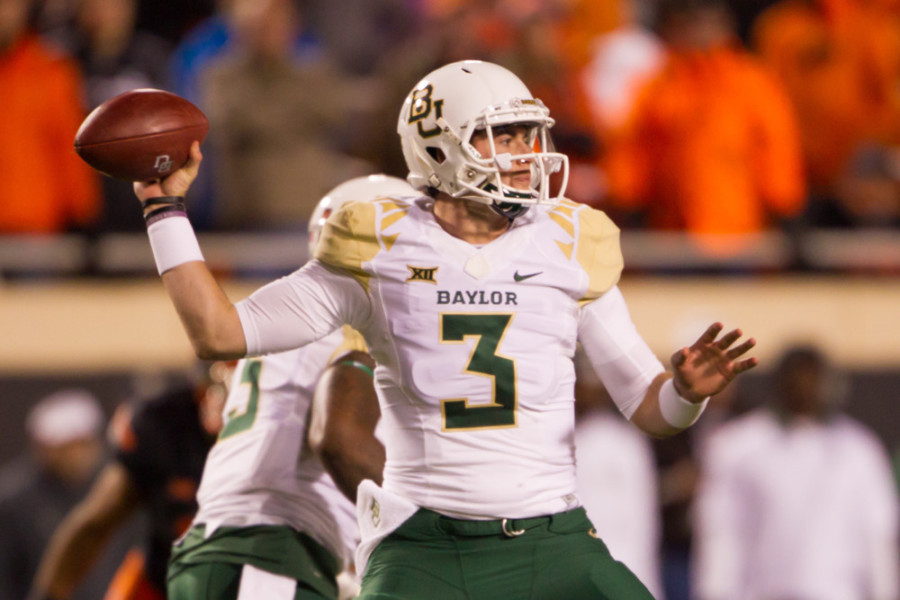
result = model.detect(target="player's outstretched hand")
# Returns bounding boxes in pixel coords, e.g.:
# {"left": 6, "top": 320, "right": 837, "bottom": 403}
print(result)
{"left": 670, "top": 322, "right": 757, "bottom": 403}
{"left": 133, "top": 141, "right": 203, "bottom": 205}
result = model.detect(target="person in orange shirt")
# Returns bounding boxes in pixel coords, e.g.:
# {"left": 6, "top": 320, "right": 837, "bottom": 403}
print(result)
{"left": 0, "top": 0, "right": 100, "bottom": 234}
{"left": 752, "top": 0, "right": 900, "bottom": 225}
{"left": 601, "top": 0, "right": 807, "bottom": 249}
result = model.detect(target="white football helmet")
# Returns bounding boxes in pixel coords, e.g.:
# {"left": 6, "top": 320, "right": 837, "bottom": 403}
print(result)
{"left": 308, "top": 174, "right": 418, "bottom": 256}
{"left": 397, "top": 60, "right": 568, "bottom": 219}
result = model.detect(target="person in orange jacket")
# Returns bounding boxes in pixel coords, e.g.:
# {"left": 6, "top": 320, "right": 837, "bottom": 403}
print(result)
{"left": 601, "top": 0, "right": 807, "bottom": 253}
{"left": 752, "top": 0, "right": 900, "bottom": 225}
{"left": 0, "top": 0, "right": 100, "bottom": 234}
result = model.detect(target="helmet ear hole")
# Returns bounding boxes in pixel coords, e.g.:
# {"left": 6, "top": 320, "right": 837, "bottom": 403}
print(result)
{"left": 426, "top": 147, "right": 446, "bottom": 164}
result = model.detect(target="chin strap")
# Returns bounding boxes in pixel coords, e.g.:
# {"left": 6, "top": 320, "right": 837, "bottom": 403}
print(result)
{"left": 479, "top": 182, "right": 532, "bottom": 221}
{"left": 491, "top": 200, "right": 530, "bottom": 221}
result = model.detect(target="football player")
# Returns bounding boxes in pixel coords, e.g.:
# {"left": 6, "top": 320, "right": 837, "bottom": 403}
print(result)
{"left": 26, "top": 367, "right": 225, "bottom": 600}
{"left": 133, "top": 60, "right": 757, "bottom": 599}
{"left": 165, "top": 175, "right": 407, "bottom": 600}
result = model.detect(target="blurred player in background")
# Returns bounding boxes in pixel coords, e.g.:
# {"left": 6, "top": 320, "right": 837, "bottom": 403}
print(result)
{"left": 131, "top": 59, "right": 757, "bottom": 599}
{"left": 0, "top": 390, "right": 125, "bottom": 600}
{"left": 165, "top": 175, "right": 407, "bottom": 600}
{"left": 693, "top": 344, "right": 900, "bottom": 600}
{"left": 26, "top": 366, "right": 226, "bottom": 600}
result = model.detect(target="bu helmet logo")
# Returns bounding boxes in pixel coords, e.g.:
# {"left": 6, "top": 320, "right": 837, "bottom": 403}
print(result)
{"left": 154, "top": 154, "right": 173, "bottom": 173}
{"left": 407, "top": 84, "right": 444, "bottom": 138}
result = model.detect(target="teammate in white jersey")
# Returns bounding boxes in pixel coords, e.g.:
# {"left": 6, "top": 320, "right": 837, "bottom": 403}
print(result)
{"left": 133, "top": 60, "right": 757, "bottom": 599}
{"left": 165, "top": 175, "right": 411, "bottom": 600}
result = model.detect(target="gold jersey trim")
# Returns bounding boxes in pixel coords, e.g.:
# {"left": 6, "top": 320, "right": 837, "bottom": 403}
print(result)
{"left": 548, "top": 201, "right": 623, "bottom": 301}
{"left": 575, "top": 206, "right": 623, "bottom": 302}
{"left": 314, "top": 199, "right": 411, "bottom": 292}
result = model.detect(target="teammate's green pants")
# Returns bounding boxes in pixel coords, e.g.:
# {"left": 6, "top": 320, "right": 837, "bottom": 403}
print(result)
{"left": 359, "top": 507, "right": 655, "bottom": 600}
{"left": 167, "top": 525, "right": 340, "bottom": 600}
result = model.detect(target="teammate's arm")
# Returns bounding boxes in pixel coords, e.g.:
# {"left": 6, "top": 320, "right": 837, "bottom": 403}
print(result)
{"left": 27, "top": 463, "right": 140, "bottom": 600}
{"left": 308, "top": 350, "right": 384, "bottom": 503}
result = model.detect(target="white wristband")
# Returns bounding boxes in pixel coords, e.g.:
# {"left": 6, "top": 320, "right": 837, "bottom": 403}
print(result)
{"left": 147, "top": 215, "right": 205, "bottom": 275}
{"left": 659, "top": 378, "right": 708, "bottom": 428}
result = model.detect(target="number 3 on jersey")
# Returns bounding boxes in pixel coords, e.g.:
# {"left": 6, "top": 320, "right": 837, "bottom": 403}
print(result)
{"left": 440, "top": 313, "right": 518, "bottom": 431}
{"left": 218, "top": 359, "right": 262, "bottom": 440}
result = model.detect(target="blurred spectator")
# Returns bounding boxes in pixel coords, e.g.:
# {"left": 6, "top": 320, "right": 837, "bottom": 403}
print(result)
{"left": 199, "top": 0, "right": 372, "bottom": 231}
{"left": 579, "top": 0, "right": 664, "bottom": 138}
{"left": 168, "top": 0, "right": 234, "bottom": 109}
{"left": 0, "top": 389, "right": 133, "bottom": 600}
{"left": 166, "top": 0, "right": 237, "bottom": 228}
{"left": 168, "top": 0, "right": 321, "bottom": 229}
{"left": 303, "top": 0, "right": 419, "bottom": 76}
{"left": 62, "top": 0, "right": 170, "bottom": 115}
{"left": 600, "top": 0, "right": 806, "bottom": 251}
{"left": 169, "top": 0, "right": 329, "bottom": 229}
{"left": 27, "top": 365, "right": 226, "bottom": 600}
{"left": 577, "top": 0, "right": 665, "bottom": 206}
{"left": 134, "top": 0, "right": 214, "bottom": 45}
{"left": 0, "top": 0, "right": 101, "bottom": 234}
{"left": 553, "top": 0, "right": 622, "bottom": 73}
{"left": 60, "top": 0, "right": 172, "bottom": 232}
{"left": 727, "top": 0, "right": 781, "bottom": 43}
{"left": 573, "top": 349, "right": 665, "bottom": 599}
{"left": 752, "top": 0, "right": 900, "bottom": 227}
{"left": 693, "top": 345, "right": 900, "bottom": 600}
{"left": 33, "top": 0, "right": 78, "bottom": 44}
{"left": 830, "top": 142, "right": 900, "bottom": 228}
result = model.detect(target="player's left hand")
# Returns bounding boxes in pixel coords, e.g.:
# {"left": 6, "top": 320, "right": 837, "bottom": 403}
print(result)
{"left": 670, "top": 322, "right": 757, "bottom": 403}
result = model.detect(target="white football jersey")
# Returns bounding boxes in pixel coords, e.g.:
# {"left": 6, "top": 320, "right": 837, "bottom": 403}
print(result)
{"left": 191, "top": 326, "right": 366, "bottom": 567}
{"left": 312, "top": 196, "right": 624, "bottom": 519}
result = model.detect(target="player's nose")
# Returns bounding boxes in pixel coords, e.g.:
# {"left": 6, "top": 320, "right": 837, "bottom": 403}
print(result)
{"left": 511, "top": 138, "right": 535, "bottom": 160}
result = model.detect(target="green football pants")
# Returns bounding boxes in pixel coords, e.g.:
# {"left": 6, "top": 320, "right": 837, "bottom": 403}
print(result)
{"left": 359, "top": 507, "right": 656, "bottom": 600}
{"left": 167, "top": 525, "right": 339, "bottom": 600}
{"left": 167, "top": 561, "right": 333, "bottom": 600}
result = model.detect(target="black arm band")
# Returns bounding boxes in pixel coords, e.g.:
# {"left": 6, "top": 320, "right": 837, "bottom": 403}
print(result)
{"left": 144, "top": 203, "right": 188, "bottom": 225}
{"left": 141, "top": 195, "right": 185, "bottom": 209}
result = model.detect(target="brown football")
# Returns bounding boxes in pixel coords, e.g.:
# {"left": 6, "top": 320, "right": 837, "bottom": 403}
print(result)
{"left": 74, "top": 88, "right": 209, "bottom": 182}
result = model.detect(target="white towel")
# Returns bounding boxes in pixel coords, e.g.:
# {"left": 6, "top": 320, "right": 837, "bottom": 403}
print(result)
{"left": 237, "top": 564, "right": 297, "bottom": 599}
{"left": 355, "top": 479, "right": 419, "bottom": 577}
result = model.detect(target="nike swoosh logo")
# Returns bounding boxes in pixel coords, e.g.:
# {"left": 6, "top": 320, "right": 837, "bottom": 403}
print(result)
{"left": 513, "top": 270, "right": 542, "bottom": 282}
